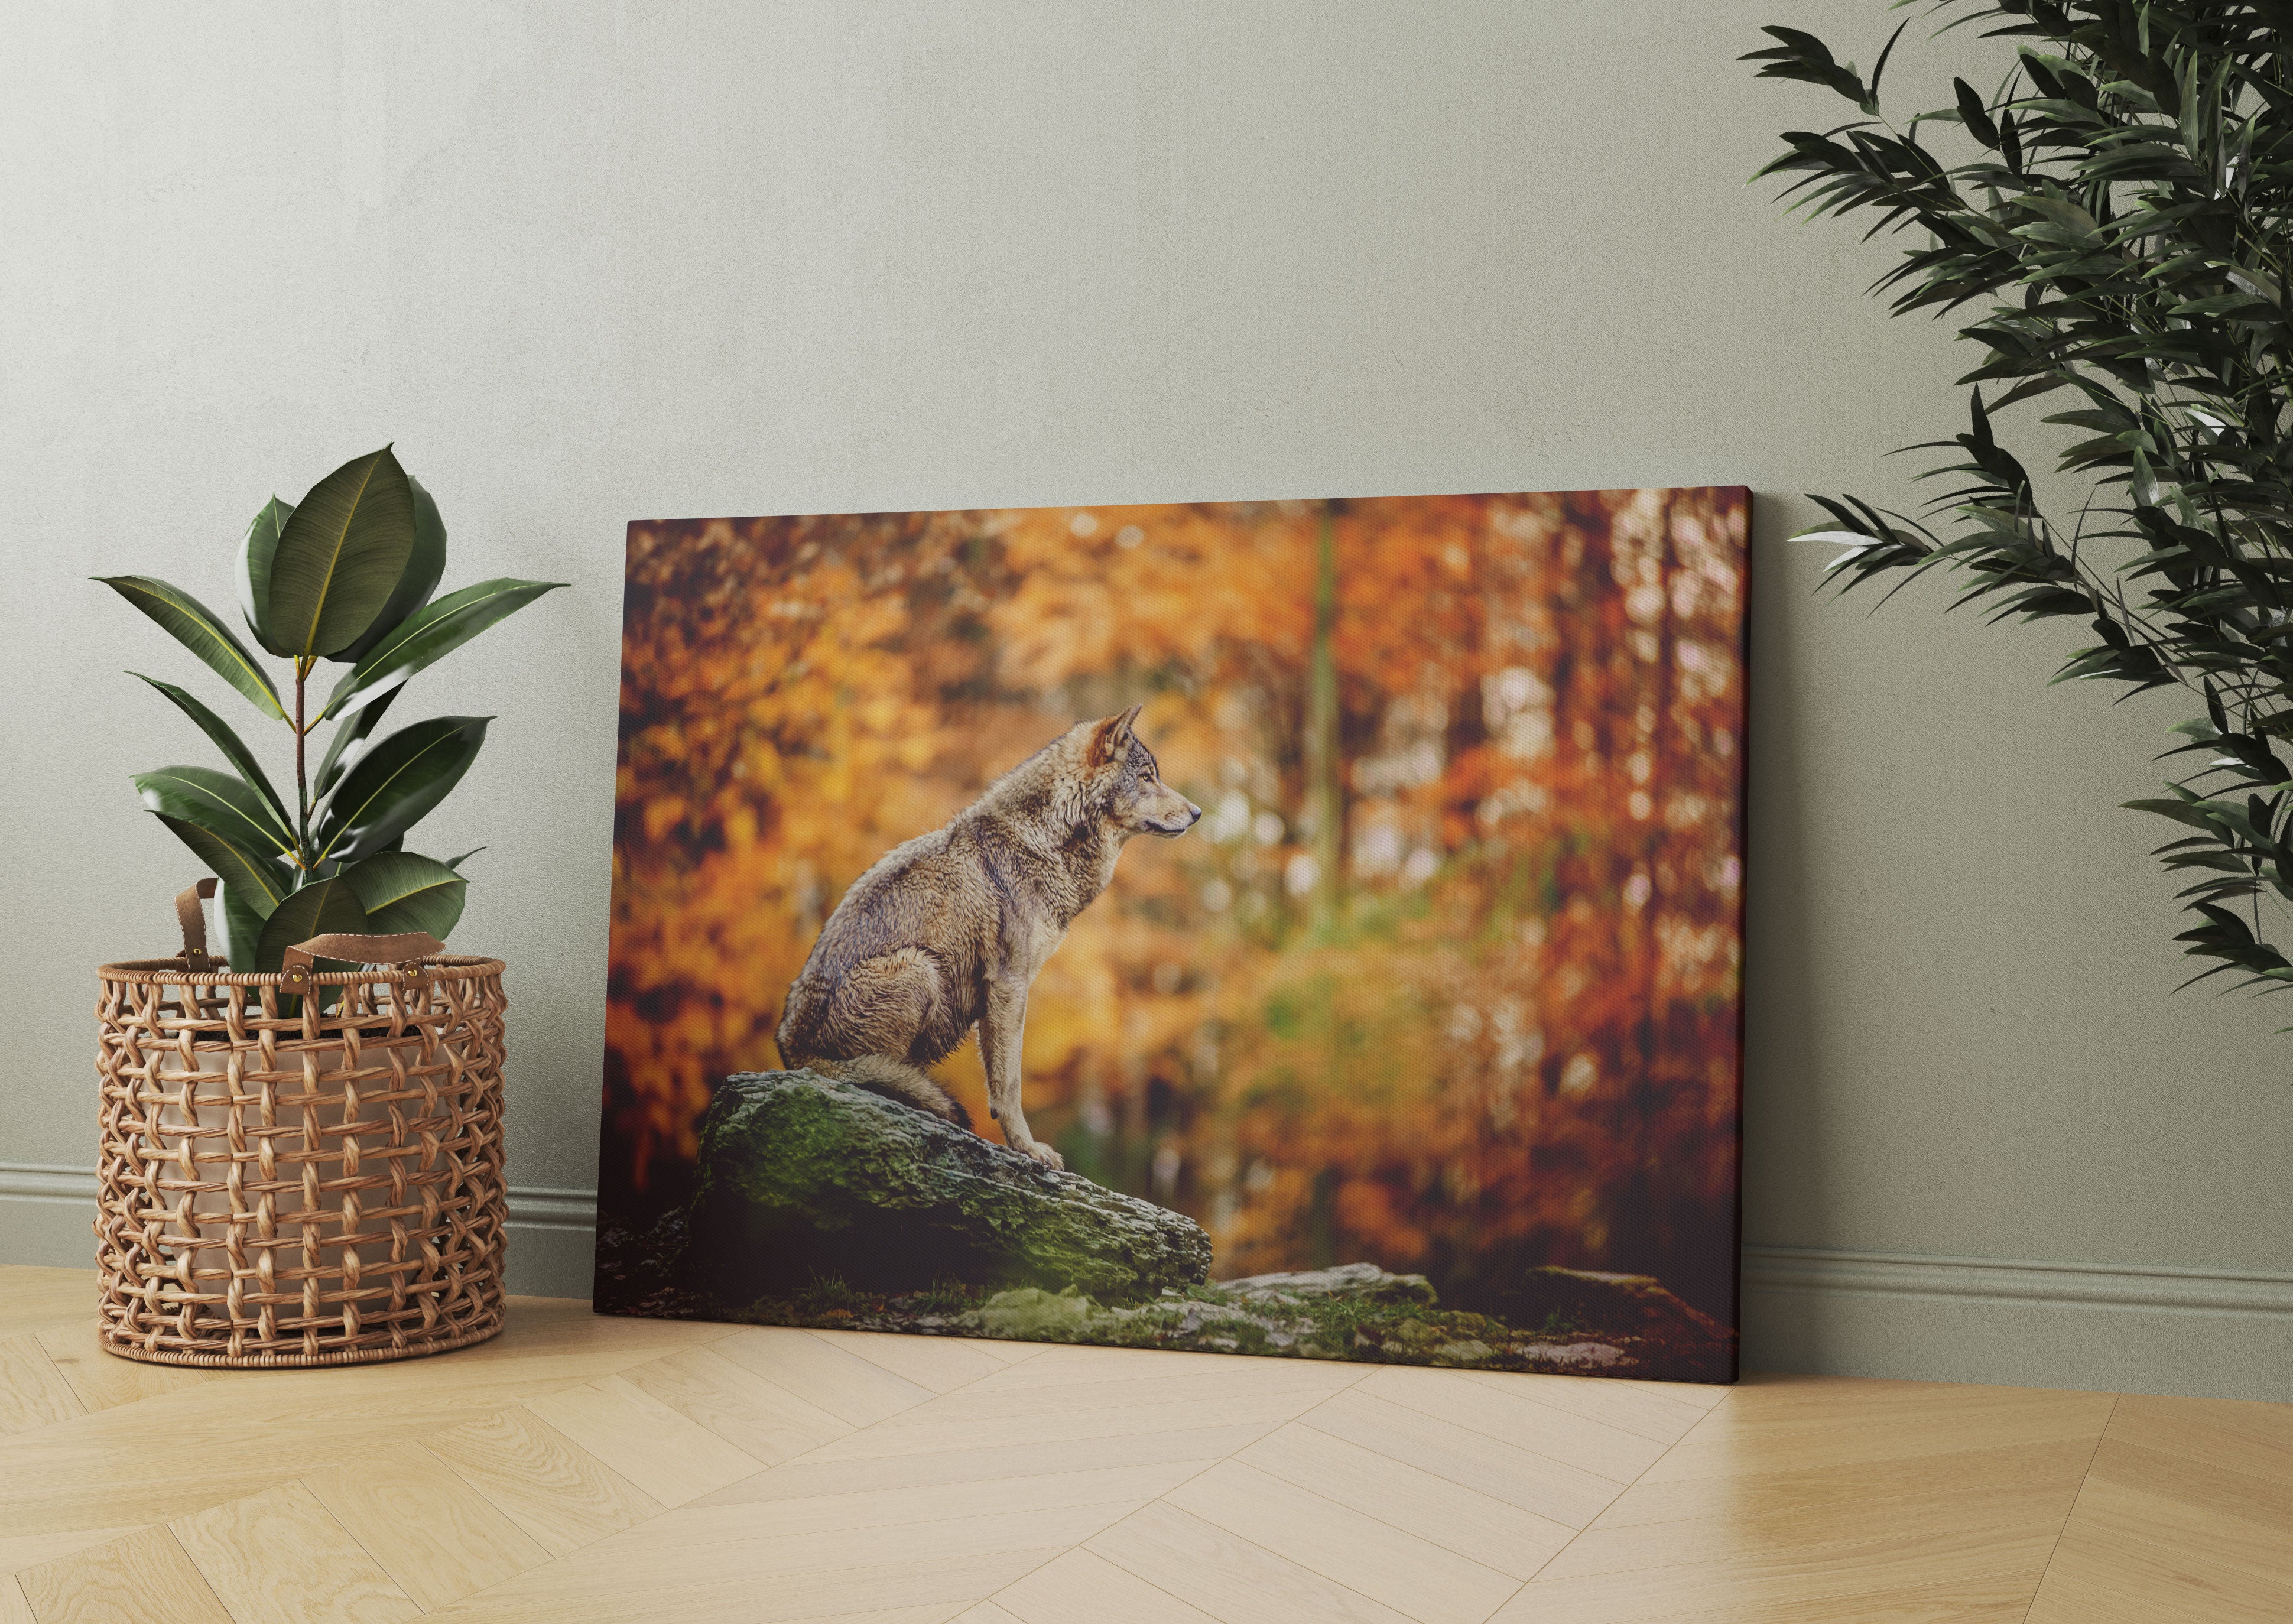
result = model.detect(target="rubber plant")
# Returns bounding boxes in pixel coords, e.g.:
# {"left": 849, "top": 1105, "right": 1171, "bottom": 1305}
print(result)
{"left": 1746, "top": 2, "right": 2293, "bottom": 1002}
{"left": 100, "top": 447, "right": 564, "bottom": 970}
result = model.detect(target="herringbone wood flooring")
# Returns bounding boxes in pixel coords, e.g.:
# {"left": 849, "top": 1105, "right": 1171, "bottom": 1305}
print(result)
{"left": 1, "top": 1265, "right": 2285, "bottom": 1622}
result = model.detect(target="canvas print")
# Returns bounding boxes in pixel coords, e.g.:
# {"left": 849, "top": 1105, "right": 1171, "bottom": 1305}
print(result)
{"left": 596, "top": 489, "right": 1748, "bottom": 1383}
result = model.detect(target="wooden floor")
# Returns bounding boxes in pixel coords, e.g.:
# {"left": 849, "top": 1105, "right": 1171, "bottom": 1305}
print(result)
{"left": 1, "top": 1266, "right": 2286, "bottom": 1623}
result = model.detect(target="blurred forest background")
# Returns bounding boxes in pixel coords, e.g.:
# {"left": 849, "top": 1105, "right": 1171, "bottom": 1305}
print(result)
{"left": 605, "top": 489, "right": 1748, "bottom": 1320}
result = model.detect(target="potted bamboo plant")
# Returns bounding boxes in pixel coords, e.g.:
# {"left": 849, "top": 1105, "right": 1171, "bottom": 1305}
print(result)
{"left": 1746, "top": 4, "right": 2293, "bottom": 1002}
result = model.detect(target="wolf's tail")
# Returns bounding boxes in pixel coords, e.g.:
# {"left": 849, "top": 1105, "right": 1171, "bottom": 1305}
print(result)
{"left": 795, "top": 1054, "right": 973, "bottom": 1131}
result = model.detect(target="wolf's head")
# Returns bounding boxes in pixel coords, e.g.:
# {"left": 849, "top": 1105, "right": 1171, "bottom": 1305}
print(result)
{"left": 1085, "top": 704, "right": 1200, "bottom": 838}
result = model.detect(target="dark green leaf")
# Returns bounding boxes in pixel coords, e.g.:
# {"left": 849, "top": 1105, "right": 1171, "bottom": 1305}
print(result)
{"left": 313, "top": 715, "right": 491, "bottom": 864}
{"left": 96, "top": 576, "right": 285, "bottom": 719}
{"left": 134, "top": 765, "right": 294, "bottom": 857}
{"left": 235, "top": 496, "right": 295, "bottom": 656}
{"left": 1953, "top": 79, "right": 1999, "bottom": 148}
{"left": 1744, "top": 7, "right": 2293, "bottom": 1012}
{"left": 268, "top": 446, "right": 417, "bottom": 659}
{"left": 150, "top": 814, "right": 289, "bottom": 917}
{"left": 312, "top": 683, "right": 402, "bottom": 801}
{"left": 334, "top": 474, "right": 450, "bottom": 665}
{"left": 254, "top": 876, "right": 371, "bottom": 977}
{"left": 130, "top": 673, "right": 290, "bottom": 830}
{"left": 319, "top": 577, "right": 566, "bottom": 722}
{"left": 218, "top": 882, "right": 268, "bottom": 971}
{"left": 340, "top": 850, "right": 467, "bottom": 938}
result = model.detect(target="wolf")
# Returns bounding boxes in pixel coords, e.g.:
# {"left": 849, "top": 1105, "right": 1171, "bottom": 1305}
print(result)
{"left": 775, "top": 705, "right": 1201, "bottom": 1170}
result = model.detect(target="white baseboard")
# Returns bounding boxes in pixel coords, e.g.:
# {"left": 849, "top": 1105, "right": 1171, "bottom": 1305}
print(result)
{"left": 1742, "top": 1243, "right": 2293, "bottom": 1315}
{"left": 1740, "top": 1242, "right": 2292, "bottom": 1403}
{"left": 7, "top": 1165, "right": 2285, "bottom": 1398}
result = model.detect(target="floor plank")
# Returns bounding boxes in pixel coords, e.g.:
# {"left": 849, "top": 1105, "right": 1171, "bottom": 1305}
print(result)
{"left": 2025, "top": 1430, "right": 2293, "bottom": 1623}
{"left": 17, "top": 1527, "right": 233, "bottom": 1624}
{"left": 1505, "top": 1376, "right": 2113, "bottom": 1624}
{"left": 422, "top": 1496, "right": 1134, "bottom": 1623}
{"left": 1491, "top": 1536, "right": 2060, "bottom": 1623}
{"left": 1, "top": 1269, "right": 2284, "bottom": 1623}
{"left": 34, "top": 1330, "right": 213, "bottom": 1416}
{"left": 1165, "top": 1459, "right": 1520, "bottom": 1624}
{"left": 421, "top": 1408, "right": 665, "bottom": 1556}
{"left": 618, "top": 1344, "right": 855, "bottom": 1466}
{"left": 524, "top": 1375, "right": 767, "bottom": 1505}
{"left": 1089, "top": 1499, "right": 1414, "bottom": 1624}
{"left": 995, "top": 1548, "right": 1221, "bottom": 1624}
{"left": 0, "top": 1298, "right": 728, "bottom": 1554}
{"left": 1359, "top": 1366, "right": 1670, "bottom": 1485}
{"left": 953, "top": 1603, "right": 1027, "bottom": 1624}
{"left": 304, "top": 1442, "right": 554, "bottom": 1610}
{"left": 1444, "top": 1367, "right": 1712, "bottom": 1446}
{"left": 1238, "top": 1421, "right": 1572, "bottom": 1580}
{"left": 679, "top": 1460, "right": 1197, "bottom": 1540}
{"left": 170, "top": 1482, "right": 419, "bottom": 1624}
{"left": 428, "top": 1544, "right": 1061, "bottom": 1624}
{"left": 799, "top": 1388, "right": 1342, "bottom": 1465}
{"left": 0, "top": 1269, "right": 98, "bottom": 1336}
{"left": 0, "top": 1524, "right": 152, "bottom": 1580}
{"left": 810, "top": 1329, "right": 1012, "bottom": 1395}
{"left": 0, "top": 1336, "right": 84, "bottom": 1436}
{"left": 712, "top": 1328, "right": 938, "bottom": 1428}
{"left": 697, "top": 1424, "right": 1261, "bottom": 1508}
{"left": 1295, "top": 1388, "right": 1625, "bottom": 1528}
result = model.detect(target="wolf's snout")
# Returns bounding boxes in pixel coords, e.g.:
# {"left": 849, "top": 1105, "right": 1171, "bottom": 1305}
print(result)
{"left": 1145, "top": 799, "right": 1201, "bottom": 836}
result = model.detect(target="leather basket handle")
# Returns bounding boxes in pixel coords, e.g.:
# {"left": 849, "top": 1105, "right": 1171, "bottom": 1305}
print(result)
{"left": 281, "top": 931, "right": 447, "bottom": 988}
{"left": 175, "top": 880, "right": 219, "bottom": 972}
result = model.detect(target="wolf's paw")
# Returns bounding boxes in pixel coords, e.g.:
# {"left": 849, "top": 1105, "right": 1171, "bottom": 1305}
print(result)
{"left": 1019, "top": 1138, "right": 1066, "bottom": 1171}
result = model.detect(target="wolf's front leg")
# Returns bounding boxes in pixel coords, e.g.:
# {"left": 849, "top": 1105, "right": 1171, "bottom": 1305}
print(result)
{"left": 980, "top": 980, "right": 1063, "bottom": 1170}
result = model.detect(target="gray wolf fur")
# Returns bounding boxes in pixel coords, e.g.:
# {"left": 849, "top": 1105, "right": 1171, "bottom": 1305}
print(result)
{"left": 775, "top": 705, "right": 1200, "bottom": 1168}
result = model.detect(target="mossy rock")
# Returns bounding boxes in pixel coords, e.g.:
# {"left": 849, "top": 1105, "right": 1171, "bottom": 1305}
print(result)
{"left": 681, "top": 1070, "right": 1212, "bottom": 1305}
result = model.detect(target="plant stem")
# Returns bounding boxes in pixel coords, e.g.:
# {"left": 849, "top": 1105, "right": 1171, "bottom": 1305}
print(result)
{"left": 294, "top": 658, "right": 309, "bottom": 863}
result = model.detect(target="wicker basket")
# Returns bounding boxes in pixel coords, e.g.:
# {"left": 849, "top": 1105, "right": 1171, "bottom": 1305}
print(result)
{"left": 92, "top": 882, "right": 510, "bottom": 1368}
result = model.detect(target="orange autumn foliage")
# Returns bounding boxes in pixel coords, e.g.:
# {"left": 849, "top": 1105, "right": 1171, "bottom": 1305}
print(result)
{"left": 605, "top": 491, "right": 1747, "bottom": 1314}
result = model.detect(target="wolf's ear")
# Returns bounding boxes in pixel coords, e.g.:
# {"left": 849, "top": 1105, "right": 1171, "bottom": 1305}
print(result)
{"left": 1092, "top": 703, "right": 1144, "bottom": 766}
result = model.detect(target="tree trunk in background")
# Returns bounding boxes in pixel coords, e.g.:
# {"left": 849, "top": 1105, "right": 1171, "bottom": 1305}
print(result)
{"left": 1616, "top": 492, "right": 1680, "bottom": 1282}
{"left": 1302, "top": 503, "right": 1343, "bottom": 935}
{"left": 1551, "top": 491, "right": 1625, "bottom": 1265}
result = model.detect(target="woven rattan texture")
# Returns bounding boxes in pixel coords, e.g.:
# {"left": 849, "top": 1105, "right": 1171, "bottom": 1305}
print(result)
{"left": 92, "top": 956, "right": 509, "bottom": 1367}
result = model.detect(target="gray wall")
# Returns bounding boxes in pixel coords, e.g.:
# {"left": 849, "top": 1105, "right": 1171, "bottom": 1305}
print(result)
{"left": 4, "top": 2, "right": 2286, "bottom": 1401}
